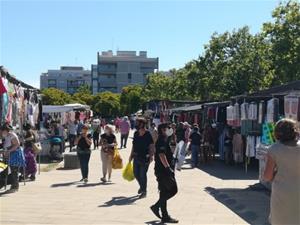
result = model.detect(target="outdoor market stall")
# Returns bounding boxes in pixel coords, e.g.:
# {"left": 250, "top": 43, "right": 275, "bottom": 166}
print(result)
{"left": 40, "top": 103, "right": 92, "bottom": 157}
{"left": 1, "top": 66, "right": 41, "bottom": 188}
{"left": 228, "top": 80, "right": 300, "bottom": 188}
{"left": 167, "top": 80, "right": 300, "bottom": 188}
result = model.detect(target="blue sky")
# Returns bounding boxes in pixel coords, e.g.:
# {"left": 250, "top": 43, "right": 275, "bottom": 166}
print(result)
{"left": 1, "top": 0, "right": 279, "bottom": 88}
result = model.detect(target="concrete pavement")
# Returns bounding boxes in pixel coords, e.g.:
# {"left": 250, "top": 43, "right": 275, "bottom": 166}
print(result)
{"left": 0, "top": 130, "right": 270, "bottom": 225}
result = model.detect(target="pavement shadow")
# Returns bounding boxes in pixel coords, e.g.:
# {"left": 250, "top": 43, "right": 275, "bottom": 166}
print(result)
{"left": 0, "top": 189, "right": 16, "bottom": 197}
{"left": 205, "top": 185, "right": 270, "bottom": 225}
{"left": 56, "top": 167, "right": 78, "bottom": 170}
{"left": 98, "top": 195, "right": 140, "bottom": 207}
{"left": 77, "top": 182, "right": 115, "bottom": 188}
{"left": 145, "top": 220, "right": 165, "bottom": 225}
{"left": 197, "top": 159, "right": 258, "bottom": 180}
{"left": 50, "top": 181, "right": 79, "bottom": 188}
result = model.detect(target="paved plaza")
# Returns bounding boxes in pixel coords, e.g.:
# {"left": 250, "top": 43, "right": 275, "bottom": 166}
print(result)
{"left": 0, "top": 131, "right": 270, "bottom": 225}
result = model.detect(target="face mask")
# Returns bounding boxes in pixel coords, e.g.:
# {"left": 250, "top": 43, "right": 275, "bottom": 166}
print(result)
{"left": 166, "top": 128, "right": 173, "bottom": 137}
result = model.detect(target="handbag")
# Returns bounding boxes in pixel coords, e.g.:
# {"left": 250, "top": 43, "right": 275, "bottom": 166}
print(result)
{"left": 112, "top": 149, "right": 123, "bottom": 169}
{"left": 32, "top": 142, "right": 42, "bottom": 154}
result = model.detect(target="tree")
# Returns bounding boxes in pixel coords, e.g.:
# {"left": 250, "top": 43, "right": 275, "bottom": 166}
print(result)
{"left": 143, "top": 72, "right": 172, "bottom": 100}
{"left": 91, "top": 92, "right": 120, "bottom": 118}
{"left": 263, "top": 0, "right": 300, "bottom": 84}
{"left": 42, "top": 88, "right": 72, "bottom": 105}
{"left": 120, "top": 85, "right": 145, "bottom": 115}
{"left": 72, "top": 84, "right": 93, "bottom": 105}
{"left": 184, "top": 27, "right": 274, "bottom": 100}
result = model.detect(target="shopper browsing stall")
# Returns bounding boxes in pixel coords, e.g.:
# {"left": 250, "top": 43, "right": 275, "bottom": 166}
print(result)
{"left": 22, "top": 123, "right": 37, "bottom": 181}
{"left": 264, "top": 119, "right": 300, "bottom": 225}
{"left": 0, "top": 124, "right": 25, "bottom": 193}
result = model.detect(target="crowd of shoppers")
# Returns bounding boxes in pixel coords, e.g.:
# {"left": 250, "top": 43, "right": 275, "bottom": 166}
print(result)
{"left": 1, "top": 114, "right": 299, "bottom": 225}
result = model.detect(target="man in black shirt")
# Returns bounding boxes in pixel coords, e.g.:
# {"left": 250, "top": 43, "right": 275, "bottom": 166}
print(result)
{"left": 129, "top": 118, "right": 154, "bottom": 198}
{"left": 151, "top": 123, "right": 178, "bottom": 224}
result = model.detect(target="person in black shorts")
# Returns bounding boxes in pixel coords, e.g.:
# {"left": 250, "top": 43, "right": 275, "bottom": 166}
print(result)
{"left": 150, "top": 123, "right": 179, "bottom": 224}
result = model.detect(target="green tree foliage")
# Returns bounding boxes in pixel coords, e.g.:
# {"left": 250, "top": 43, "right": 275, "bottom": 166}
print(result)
{"left": 91, "top": 92, "right": 120, "bottom": 118}
{"left": 143, "top": 72, "right": 173, "bottom": 100}
{"left": 263, "top": 0, "right": 300, "bottom": 84}
{"left": 190, "top": 27, "right": 274, "bottom": 100}
{"left": 145, "top": 1, "right": 299, "bottom": 101}
{"left": 120, "top": 85, "right": 145, "bottom": 115}
{"left": 72, "top": 84, "right": 93, "bottom": 105}
{"left": 42, "top": 88, "right": 72, "bottom": 105}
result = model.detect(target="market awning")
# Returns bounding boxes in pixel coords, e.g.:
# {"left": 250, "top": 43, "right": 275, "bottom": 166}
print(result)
{"left": 231, "top": 80, "right": 300, "bottom": 100}
{"left": 43, "top": 104, "right": 90, "bottom": 113}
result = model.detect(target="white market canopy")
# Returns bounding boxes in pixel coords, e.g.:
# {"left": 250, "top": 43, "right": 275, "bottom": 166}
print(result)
{"left": 43, "top": 104, "right": 90, "bottom": 113}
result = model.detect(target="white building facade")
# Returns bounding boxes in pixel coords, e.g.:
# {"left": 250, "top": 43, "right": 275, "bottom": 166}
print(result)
{"left": 40, "top": 66, "right": 91, "bottom": 94}
{"left": 91, "top": 50, "right": 159, "bottom": 94}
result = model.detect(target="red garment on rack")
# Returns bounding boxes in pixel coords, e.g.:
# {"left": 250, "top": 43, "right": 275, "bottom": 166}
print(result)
{"left": 0, "top": 77, "right": 7, "bottom": 95}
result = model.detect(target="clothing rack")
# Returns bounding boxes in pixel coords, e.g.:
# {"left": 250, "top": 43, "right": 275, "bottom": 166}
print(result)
{"left": 0, "top": 66, "right": 39, "bottom": 92}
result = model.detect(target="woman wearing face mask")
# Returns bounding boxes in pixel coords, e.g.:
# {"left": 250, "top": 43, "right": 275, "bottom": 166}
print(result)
{"left": 0, "top": 124, "right": 25, "bottom": 193}
{"left": 75, "top": 125, "right": 92, "bottom": 183}
{"left": 100, "top": 125, "right": 117, "bottom": 183}
{"left": 151, "top": 123, "right": 178, "bottom": 223}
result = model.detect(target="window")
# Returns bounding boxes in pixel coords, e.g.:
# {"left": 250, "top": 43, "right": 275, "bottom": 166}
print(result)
{"left": 67, "top": 80, "right": 85, "bottom": 87}
{"left": 128, "top": 73, "right": 132, "bottom": 83}
{"left": 48, "top": 79, "right": 57, "bottom": 88}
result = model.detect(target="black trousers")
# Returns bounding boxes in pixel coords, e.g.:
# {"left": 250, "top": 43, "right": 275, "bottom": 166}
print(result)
{"left": 93, "top": 132, "right": 100, "bottom": 148}
{"left": 10, "top": 166, "right": 19, "bottom": 190}
{"left": 120, "top": 133, "right": 129, "bottom": 148}
{"left": 77, "top": 153, "right": 91, "bottom": 179}
{"left": 154, "top": 173, "right": 178, "bottom": 218}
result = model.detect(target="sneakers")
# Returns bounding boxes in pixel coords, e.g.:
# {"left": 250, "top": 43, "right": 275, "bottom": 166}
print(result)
{"left": 139, "top": 192, "right": 147, "bottom": 199}
{"left": 101, "top": 177, "right": 107, "bottom": 183}
{"left": 138, "top": 188, "right": 142, "bottom": 194}
{"left": 30, "top": 175, "right": 36, "bottom": 181}
{"left": 150, "top": 205, "right": 161, "bottom": 219}
{"left": 83, "top": 178, "right": 88, "bottom": 184}
{"left": 161, "top": 216, "right": 179, "bottom": 223}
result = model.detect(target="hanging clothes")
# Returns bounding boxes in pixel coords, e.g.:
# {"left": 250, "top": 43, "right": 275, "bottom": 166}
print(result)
{"left": 266, "top": 98, "right": 279, "bottom": 123}
{"left": 284, "top": 94, "right": 300, "bottom": 121}
{"left": 246, "top": 136, "right": 256, "bottom": 157}
{"left": 248, "top": 102, "right": 258, "bottom": 120}
{"left": 0, "top": 76, "right": 7, "bottom": 95}
{"left": 258, "top": 101, "right": 265, "bottom": 124}
{"left": 232, "top": 103, "right": 241, "bottom": 127}
{"left": 226, "top": 105, "right": 234, "bottom": 126}
{"left": 240, "top": 102, "right": 249, "bottom": 121}
{"left": 232, "top": 133, "right": 244, "bottom": 163}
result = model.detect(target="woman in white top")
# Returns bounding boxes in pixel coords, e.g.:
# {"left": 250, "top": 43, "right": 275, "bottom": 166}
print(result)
{"left": 264, "top": 119, "right": 300, "bottom": 225}
{"left": 1, "top": 124, "right": 25, "bottom": 193}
